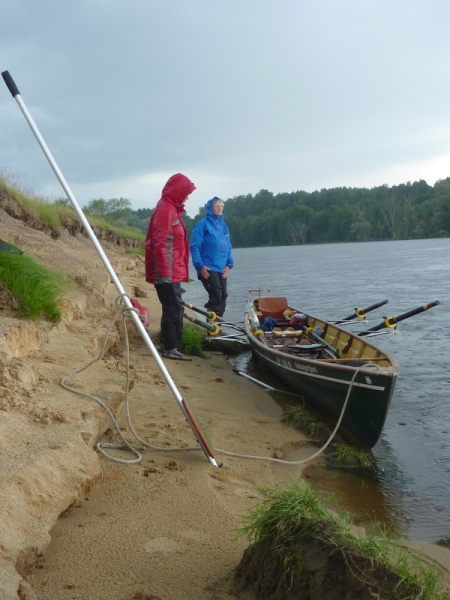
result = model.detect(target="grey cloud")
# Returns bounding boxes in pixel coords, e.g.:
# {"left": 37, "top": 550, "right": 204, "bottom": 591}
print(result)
{"left": 1, "top": 1, "right": 450, "bottom": 215}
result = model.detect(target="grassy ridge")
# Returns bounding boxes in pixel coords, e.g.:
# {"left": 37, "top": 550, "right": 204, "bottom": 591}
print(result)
{"left": 0, "top": 170, "right": 144, "bottom": 322}
{"left": 1, "top": 169, "right": 144, "bottom": 241}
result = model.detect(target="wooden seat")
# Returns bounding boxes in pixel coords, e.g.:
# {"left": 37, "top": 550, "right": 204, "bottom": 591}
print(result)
{"left": 257, "top": 297, "right": 288, "bottom": 320}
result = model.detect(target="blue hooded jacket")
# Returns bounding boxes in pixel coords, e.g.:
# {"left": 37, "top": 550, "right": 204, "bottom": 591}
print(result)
{"left": 190, "top": 198, "right": 234, "bottom": 274}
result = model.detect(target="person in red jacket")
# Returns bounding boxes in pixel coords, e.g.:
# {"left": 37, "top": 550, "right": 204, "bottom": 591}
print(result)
{"left": 145, "top": 173, "right": 196, "bottom": 361}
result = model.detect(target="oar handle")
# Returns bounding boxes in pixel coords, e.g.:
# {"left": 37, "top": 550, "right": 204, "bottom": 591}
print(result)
{"left": 232, "top": 367, "right": 276, "bottom": 391}
{"left": 391, "top": 300, "right": 439, "bottom": 324}
{"left": 338, "top": 299, "right": 388, "bottom": 322}
{"left": 361, "top": 300, "right": 440, "bottom": 334}
{"left": 182, "top": 301, "right": 222, "bottom": 322}
{"left": 2, "top": 70, "right": 20, "bottom": 97}
{"left": 183, "top": 312, "right": 216, "bottom": 332}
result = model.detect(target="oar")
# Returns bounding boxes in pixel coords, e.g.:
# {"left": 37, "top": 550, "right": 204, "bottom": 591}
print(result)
{"left": 182, "top": 301, "right": 223, "bottom": 323}
{"left": 232, "top": 367, "right": 277, "bottom": 391}
{"left": 232, "top": 367, "right": 301, "bottom": 396}
{"left": 358, "top": 301, "right": 440, "bottom": 336}
{"left": 2, "top": 70, "right": 217, "bottom": 467}
{"left": 183, "top": 312, "right": 220, "bottom": 336}
{"left": 272, "top": 325, "right": 339, "bottom": 356}
{"left": 304, "top": 327, "right": 341, "bottom": 357}
{"left": 335, "top": 299, "right": 389, "bottom": 324}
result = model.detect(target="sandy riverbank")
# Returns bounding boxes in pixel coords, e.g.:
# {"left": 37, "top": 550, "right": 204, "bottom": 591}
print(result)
{"left": 1, "top": 199, "right": 450, "bottom": 599}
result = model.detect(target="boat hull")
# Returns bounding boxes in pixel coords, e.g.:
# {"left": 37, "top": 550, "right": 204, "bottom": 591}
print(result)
{"left": 245, "top": 310, "right": 399, "bottom": 448}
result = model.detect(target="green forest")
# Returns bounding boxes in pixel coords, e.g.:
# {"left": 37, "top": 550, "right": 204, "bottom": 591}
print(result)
{"left": 80, "top": 177, "right": 450, "bottom": 248}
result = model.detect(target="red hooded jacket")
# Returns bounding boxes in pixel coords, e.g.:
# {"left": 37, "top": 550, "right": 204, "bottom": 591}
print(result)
{"left": 145, "top": 173, "right": 196, "bottom": 284}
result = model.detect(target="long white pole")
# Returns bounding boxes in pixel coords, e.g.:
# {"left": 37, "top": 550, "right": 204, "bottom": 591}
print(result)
{"left": 1, "top": 70, "right": 216, "bottom": 466}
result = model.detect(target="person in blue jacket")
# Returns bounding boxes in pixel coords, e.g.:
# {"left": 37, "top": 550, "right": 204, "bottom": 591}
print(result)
{"left": 190, "top": 197, "right": 234, "bottom": 317}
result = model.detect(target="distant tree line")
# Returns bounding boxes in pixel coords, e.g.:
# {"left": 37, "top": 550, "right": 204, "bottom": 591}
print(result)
{"left": 72, "top": 177, "right": 450, "bottom": 247}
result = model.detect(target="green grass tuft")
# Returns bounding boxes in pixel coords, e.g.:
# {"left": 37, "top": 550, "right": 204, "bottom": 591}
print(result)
{"left": 329, "top": 442, "right": 376, "bottom": 470}
{"left": 282, "top": 404, "right": 332, "bottom": 444}
{"left": 235, "top": 483, "right": 445, "bottom": 599}
{"left": 125, "top": 248, "right": 145, "bottom": 257}
{"left": 0, "top": 253, "right": 68, "bottom": 322}
{"left": 282, "top": 404, "right": 376, "bottom": 470}
{"left": 179, "top": 322, "right": 206, "bottom": 357}
{"left": 436, "top": 536, "right": 450, "bottom": 549}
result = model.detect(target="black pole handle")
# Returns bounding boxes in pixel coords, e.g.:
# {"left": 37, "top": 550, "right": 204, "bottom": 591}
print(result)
{"left": 338, "top": 299, "right": 388, "bottom": 323}
{"left": 182, "top": 301, "right": 225, "bottom": 322}
{"left": 359, "top": 300, "right": 440, "bottom": 335}
{"left": 358, "top": 299, "right": 389, "bottom": 316}
{"left": 387, "top": 300, "right": 440, "bottom": 326}
{"left": 2, "top": 71, "right": 20, "bottom": 98}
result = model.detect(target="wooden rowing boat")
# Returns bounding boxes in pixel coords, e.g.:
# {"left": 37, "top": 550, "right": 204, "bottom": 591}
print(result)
{"left": 244, "top": 296, "right": 400, "bottom": 448}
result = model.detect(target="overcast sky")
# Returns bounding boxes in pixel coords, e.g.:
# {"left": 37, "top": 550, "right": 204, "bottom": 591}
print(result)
{"left": 1, "top": 1, "right": 450, "bottom": 217}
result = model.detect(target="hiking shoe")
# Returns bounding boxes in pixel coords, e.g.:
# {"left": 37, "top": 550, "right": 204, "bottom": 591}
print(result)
{"left": 161, "top": 349, "right": 192, "bottom": 362}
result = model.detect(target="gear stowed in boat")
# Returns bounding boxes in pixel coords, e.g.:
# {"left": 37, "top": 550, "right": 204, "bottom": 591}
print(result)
{"left": 244, "top": 295, "right": 439, "bottom": 448}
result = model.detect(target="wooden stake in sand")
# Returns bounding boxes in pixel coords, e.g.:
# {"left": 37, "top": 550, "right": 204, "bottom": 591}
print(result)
{"left": 1, "top": 70, "right": 217, "bottom": 467}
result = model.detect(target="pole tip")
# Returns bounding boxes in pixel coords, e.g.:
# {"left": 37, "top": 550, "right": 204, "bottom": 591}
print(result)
{"left": 2, "top": 71, "right": 20, "bottom": 97}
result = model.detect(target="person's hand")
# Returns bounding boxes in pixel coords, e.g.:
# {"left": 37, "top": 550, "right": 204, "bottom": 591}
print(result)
{"left": 222, "top": 266, "right": 231, "bottom": 278}
{"left": 200, "top": 266, "right": 210, "bottom": 279}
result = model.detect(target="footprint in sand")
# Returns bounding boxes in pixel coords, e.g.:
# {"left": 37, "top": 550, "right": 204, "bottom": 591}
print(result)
{"left": 144, "top": 537, "right": 181, "bottom": 554}
{"left": 144, "top": 530, "right": 208, "bottom": 555}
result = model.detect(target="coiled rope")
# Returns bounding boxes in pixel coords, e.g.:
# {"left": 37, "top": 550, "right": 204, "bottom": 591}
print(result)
{"left": 61, "top": 294, "right": 379, "bottom": 466}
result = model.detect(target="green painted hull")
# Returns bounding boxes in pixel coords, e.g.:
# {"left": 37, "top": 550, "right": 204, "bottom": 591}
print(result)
{"left": 245, "top": 317, "right": 399, "bottom": 448}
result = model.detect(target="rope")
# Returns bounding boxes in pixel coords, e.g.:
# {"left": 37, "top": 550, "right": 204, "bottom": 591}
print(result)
{"left": 216, "top": 363, "right": 379, "bottom": 465}
{"left": 61, "top": 295, "right": 379, "bottom": 467}
{"left": 61, "top": 293, "right": 207, "bottom": 464}
{"left": 61, "top": 293, "right": 143, "bottom": 464}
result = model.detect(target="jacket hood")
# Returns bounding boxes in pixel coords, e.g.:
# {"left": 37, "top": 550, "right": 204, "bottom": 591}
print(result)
{"left": 205, "top": 197, "right": 224, "bottom": 218}
{"left": 161, "top": 173, "right": 196, "bottom": 206}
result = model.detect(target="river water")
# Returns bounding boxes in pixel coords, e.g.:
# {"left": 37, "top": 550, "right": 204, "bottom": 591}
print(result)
{"left": 184, "top": 238, "right": 450, "bottom": 543}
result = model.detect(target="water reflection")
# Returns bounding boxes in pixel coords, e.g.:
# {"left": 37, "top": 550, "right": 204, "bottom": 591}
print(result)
{"left": 303, "top": 463, "right": 409, "bottom": 533}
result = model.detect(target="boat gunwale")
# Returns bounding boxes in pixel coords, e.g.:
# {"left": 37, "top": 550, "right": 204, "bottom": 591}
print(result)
{"left": 245, "top": 297, "right": 399, "bottom": 447}
{"left": 245, "top": 304, "right": 400, "bottom": 375}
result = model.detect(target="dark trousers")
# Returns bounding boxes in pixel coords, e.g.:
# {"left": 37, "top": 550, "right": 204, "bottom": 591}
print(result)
{"left": 199, "top": 270, "right": 228, "bottom": 317}
{"left": 154, "top": 282, "right": 184, "bottom": 351}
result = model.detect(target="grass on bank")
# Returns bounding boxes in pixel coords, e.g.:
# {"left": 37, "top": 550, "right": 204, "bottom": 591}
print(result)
{"left": 178, "top": 322, "right": 207, "bottom": 357}
{"left": 282, "top": 403, "right": 376, "bottom": 470}
{"left": 87, "top": 214, "right": 145, "bottom": 241}
{"left": 0, "top": 252, "right": 68, "bottom": 322}
{"left": 437, "top": 536, "right": 450, "bottom": 549}
{"left": 8, "top": 186, "right": 70, "bottom": 229}
{"left": 1, "top": 170, "right": 144, "bottom": 241}
{"left": 177, "top": 321, "right": 247, "bottom": 357}
{"left": 125, "top": 248, "right": 145, "bottom": 257}
{"left": 233, "top": 483, "right": 445, "bottom": 600}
